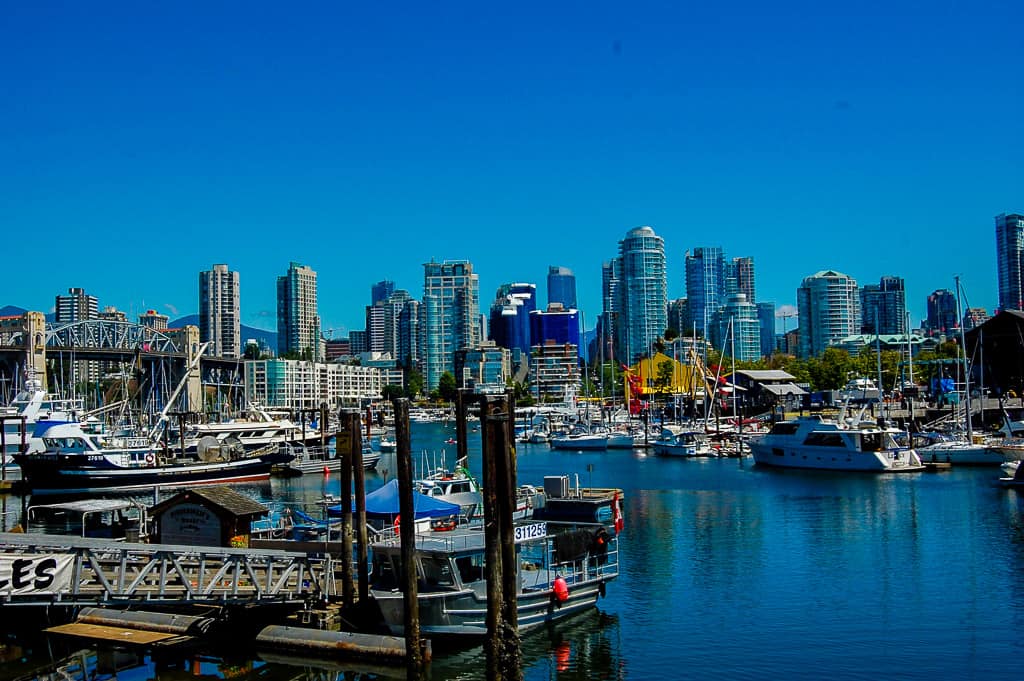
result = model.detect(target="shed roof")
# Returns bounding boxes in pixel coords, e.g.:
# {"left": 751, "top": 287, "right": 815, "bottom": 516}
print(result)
{"left": 761, "top": 383, "right": 808, "bottom": 396}
{"left": 735, "top": 370, "right": 796, "bottom": 381}
{"left": 150, "top": 486, "right": 268, "bottom": 519}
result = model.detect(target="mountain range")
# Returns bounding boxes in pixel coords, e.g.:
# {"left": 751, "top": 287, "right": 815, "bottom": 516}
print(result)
{"left": 0, "top": 306, "right": 276, "bottom": 350}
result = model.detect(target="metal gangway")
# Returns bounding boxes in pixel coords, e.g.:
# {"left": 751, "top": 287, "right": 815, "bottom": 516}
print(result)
{"left": 0, "top": 533, "right": 338, "bottom": 607}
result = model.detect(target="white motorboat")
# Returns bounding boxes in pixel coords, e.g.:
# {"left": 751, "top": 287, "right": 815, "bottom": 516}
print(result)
{"left": 550, "top": 429, "right": 608, "bottom": 451}
{"left": 917, "top": 439, "right": 1005, "bottom": 466}
{"left": 652, "top": 426, "right": 713, "bottom": 457}
{"left": 184, "top": 403, "right": 333, "bottom": 453}
{"left": 748, "top": 413, "right": 924, "bottom": 472}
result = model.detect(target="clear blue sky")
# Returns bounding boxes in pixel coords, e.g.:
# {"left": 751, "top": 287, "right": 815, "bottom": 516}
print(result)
{"left": 2, "top": 1, "right": 1020, "bottom": 335}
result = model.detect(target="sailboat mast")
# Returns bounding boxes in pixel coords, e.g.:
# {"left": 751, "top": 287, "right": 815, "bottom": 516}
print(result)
{"left": 955, "top": 276, "right": 973, "bottom": 440}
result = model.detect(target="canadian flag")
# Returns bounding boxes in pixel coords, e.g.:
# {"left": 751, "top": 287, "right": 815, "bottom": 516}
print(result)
{"left": 612, "top": 491, "right": 624, "bottom": 533}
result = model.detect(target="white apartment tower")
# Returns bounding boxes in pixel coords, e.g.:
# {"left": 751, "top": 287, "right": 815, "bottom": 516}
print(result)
{"left": 200, "top": 264, "right": 241, "bottom": 358}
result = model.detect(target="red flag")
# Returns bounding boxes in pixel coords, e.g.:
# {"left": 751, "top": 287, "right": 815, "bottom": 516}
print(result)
{"left": 612, "top": 491, "right": 624, "bottom": 533}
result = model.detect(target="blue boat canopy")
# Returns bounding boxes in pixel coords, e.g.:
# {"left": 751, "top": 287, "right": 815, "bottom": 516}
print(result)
{"left": 328, "top": 479, "right": 460, "bottom": 519}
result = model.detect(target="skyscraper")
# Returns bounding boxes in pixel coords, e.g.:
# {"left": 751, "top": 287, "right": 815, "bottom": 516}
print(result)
{"left": 926, "top": 289, "right": 958, "bottom": 335}
{"left": 199, "top": 264, "right": 241, "bottom": 358}
{"left": 796, "top": 270, "right": 860, "bottom": 358}
{"left": 718, "top": 293, "right": 761, "bottom": 362}
{"left": 54, "top": 287, "right": 98, "bottom": 324}
{"left": 996, "top": 213, "right": 1024, "bottom": 312}
{"left": 617, "top": 226, "right": 667, "bottom": 364}
{"left": 488, "top": 283, "right": 537, "bottom": 356}
{"left": 276, "top": 262, "right": 321, "bottom": 359}
{"left": 371, "top": 280, "right": 396, "bottom": 306}
{"left": 756, "top": 301, "right": 776, "bottom": 357}
{"left": 422, "top": 260, "right": 480, "bottom": 390}
{"left": 726, "top": 256, "right": 756, "bottom": 301}
{"left": 600, "top": 259, "right": 622, "bottom": 362}
{"left": 860, "top": 276, "right": 906, "bottom": 336}
{"left": 685, "top": 247, "right": 726, "bottom": 345}
{"left": 547, "top": 266, "right": 577, "bottom": 310}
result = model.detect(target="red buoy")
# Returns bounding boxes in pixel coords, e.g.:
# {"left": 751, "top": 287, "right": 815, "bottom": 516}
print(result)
{"left": 323, "top": 466, "right": 330, "bottom": 476}
{"left": 553, "top": 576, "right": 569, "bottom": 602}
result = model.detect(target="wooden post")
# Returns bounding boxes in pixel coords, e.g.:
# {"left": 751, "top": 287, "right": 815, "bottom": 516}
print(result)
{"left": 351, "top": 408, "right": 369, "bottom": 607}
{"left": 320, "top": 404, "right": 328, "bottom": 451}
{"left": 496, "top": 390, "right": 521, "bottom": 676}
{"left": 393, "top": 398, "right": 424, "bottom": 678}
{"left": 456, "top": 389, "right": 470, "bottom": 464}
{"left": 339, "top": 410, "right": 356, "bottom": 609}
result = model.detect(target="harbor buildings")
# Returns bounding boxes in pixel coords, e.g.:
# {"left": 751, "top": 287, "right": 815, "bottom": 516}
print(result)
{"left": 860, "top": 276, "right": 906, "bottom": 335}
{"left": 796, "top": 270, "right": 860, "bottom": 358}
{"left": 199, "top": 264, "right": 241, "bottom": 358}
{"left": 276, "top": 262, "right": 321, "bottom": 360}
{"left": 422, "top": 260, "right": 480, "bottom": 390}
{"left": 996, "top": 213, "right": 1024, "bottom": 312}
{"left": 547, "top": 266, "right": 577, "bottom": 310}
{"left": 245, "top": 358, "right": 382, "bottom": 410}
{"left": 926, "top": 289, "right": 958, "bottom": 335}
{"left": 615, "top": 226, "right": 667, "bottom": 364}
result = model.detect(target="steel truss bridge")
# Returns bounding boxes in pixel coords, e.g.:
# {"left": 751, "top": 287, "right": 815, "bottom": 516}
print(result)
{"left": 0, "top": 533, "right": 337, "bottom": 607}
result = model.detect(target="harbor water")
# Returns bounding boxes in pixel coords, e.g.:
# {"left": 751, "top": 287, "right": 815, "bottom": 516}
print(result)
{"left": 4, "top": 419, "right": 1024, "bottom": 679}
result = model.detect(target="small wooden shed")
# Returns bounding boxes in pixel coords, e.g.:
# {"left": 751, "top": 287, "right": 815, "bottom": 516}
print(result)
{"left": 149, "top": 486, "right": 268, "bottom": 548}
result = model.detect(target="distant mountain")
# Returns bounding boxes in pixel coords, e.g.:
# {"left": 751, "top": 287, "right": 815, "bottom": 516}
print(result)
{"left": 170, "top": 315, "right": 277, "bottom": 351}
{"left": 0, "top": 305, "right": 27, "bottom": 317}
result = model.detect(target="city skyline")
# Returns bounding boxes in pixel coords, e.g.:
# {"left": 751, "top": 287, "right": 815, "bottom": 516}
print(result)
{"left": 2, "top": 3, "right": 1020, "bottom": 334}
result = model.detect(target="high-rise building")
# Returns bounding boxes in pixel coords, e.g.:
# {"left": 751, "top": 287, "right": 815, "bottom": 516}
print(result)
{"left": 97, "top": 306, "right": 127, "bottom": 322}
{"left": 860, "top": 276, "right": 906, "bottom": 336}
{"left": 365, "top": 305, "right": 386, "bottom": 354}
{"left": 963, "top": 307, "right": 990, "bottom": 331}
{"left": 199, "top": 264, "right": 241, "bottom": 358}
{"left": 488, "top": 283, "right": 537, "bottom": 356}
{"left": 756, "top": 302, "right": 776, "bottom": 357}
{"left": 371, "top": 280, "right": 395, "bottom": 306}
{"left": 422, "top": 260, "right": 480, "bottom": 390}
{"left": 996, "top": 213, "right": 1024, "bottom": 312}
{"left": 54, "top": 287, "right": 98, "bottom": 324}
{"left": 718, "top": 294, "right": 761, "bottom": 362}
{"left": 667, "top": 298, "right": 689, "bottom": 336}
{"left": 530, "top": 303, "right": 580, "bottom": 349}
{"left": 139, "top": 309, "right": 169, "bottom": 331}
{"left": 796, "top": 270, "right": 860, "bottom": 358}
{"left": 615, "top": 226, "right": 667, "bottom": 364}
{"left": 926, "top": 289, "right": 958, "bottom": 335}
{"left": 726, "top": 256, "right": 756, "bottom": 302}
{"left": 547, "top": 266, "right": 577, "bottom": 310}
{"left": 276, "top": 262, "right": 321, "bottom": 359}
{"left": 685, "top": 247, "right": 726, "bottom": 345}
{"left": 600, "top": 259, "right": 622, "bottom": 362}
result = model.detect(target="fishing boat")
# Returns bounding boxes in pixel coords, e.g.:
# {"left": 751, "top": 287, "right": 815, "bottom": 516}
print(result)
{"left": 14, "top": 420, "right": 294, "bottom": 495}
{"left": 278, "top": 442, "right": 381, "bottom": 475}
{"left": 369, "top": 518, "right": 619, "bottom": 636}
{"left": 1, "top": 377, "right": 87, "bottom": 478}
{"left": 652, "top": 425, "right": 713, "bottom": 457}
{"left": 748, "top": 412, "right": 924, "bottom": 472}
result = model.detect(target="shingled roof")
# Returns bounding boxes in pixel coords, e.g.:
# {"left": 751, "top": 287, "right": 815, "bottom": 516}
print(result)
{"left": 150, "top": 486, "right": 268, "bottom": 519}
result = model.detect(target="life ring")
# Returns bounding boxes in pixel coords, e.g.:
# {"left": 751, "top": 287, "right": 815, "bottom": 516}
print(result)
{"left": 145, "top": 453, "right": 155, "bottom": 465}
{"left": 393, "top": 515, "right": 401, "bottom": 531}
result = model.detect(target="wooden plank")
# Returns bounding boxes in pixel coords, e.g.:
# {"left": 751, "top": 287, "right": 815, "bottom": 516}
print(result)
{"left": 45, "top": 623, "right": 180, "bottom": 645}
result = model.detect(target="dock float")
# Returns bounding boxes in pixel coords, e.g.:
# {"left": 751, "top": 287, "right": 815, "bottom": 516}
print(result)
{"left": 256, "top": 625, "right": 431, "bottom": 664}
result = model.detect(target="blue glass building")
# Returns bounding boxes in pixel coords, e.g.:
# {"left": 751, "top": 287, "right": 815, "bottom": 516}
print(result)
{"left": 530, "top": 303, "right": 580, "bottom": 349}
{"left": 617, "top": 226, "right": 667, "bottom": 364}
{"left": 547, "top": 265, "right": 577, "bottom": 310}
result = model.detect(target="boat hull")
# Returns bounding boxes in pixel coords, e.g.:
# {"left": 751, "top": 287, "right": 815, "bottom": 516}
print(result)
{"left": 748, "top": 443, "right": 923, "bottom": 472}
{"left": 550, "top": 436, "right": 608, "bottom": 451}
{"left": 917, "top": 443, "right": 1005, "bottom": 466}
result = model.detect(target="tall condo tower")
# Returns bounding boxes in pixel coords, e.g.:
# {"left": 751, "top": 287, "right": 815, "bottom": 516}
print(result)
{"left": 685, "top": 247, "right": 726, "bottom": 346}
{"left": 199, "top": 264, "right": 241, "bottom": 358}
{"left": 860, "top": 276, "right": 906, "bottom": 336}
{"left": 926, "top": 289, "right": 958, "bottom": 335}
{"left": 422, "top": 260, "right": 480, "bottom": 390}
{"left": 617, "top": 226, "right": 667, "bottom": 364}
{"left": 277, "top": 262, "right": 321, "bottom": 359}
{"left": 996, "top": 213, "right": 1024, "bottom": 312}
{"left": 796, "top": 270, "right": 860, "bottom": 358}
{"left": 54, "top": 287, "right": 98, "bottom": 323}
{"left": 547, "top": 266, "right": 578, "bottom": 310}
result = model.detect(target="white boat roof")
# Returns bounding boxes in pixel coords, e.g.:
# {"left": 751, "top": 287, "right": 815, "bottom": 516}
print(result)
{"left": 34, "top": 421, "right": 87, "bottom": 438}
{"left": 29, "top": 499, "right": 137, "bottom": 515}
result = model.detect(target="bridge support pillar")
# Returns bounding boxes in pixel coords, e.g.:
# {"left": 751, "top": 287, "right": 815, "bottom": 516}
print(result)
{"left": 24, "top": 312, "right": 47, "bottom": 391}
{"left": 182, "top": 326, "right": 203, "bottom": 412}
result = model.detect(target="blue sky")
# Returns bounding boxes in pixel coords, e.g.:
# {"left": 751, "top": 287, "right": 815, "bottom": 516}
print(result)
{"left": 2, "top": 1, "right": 1020, "bottom": 336}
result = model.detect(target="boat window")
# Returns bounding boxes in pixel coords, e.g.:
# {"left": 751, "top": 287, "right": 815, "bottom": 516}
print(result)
{"left": 420, "top": 556, "right": 456, "bottom": 589}
{"left": 860, "top": 433, "right": 883, "bottom": 452}
{"left": 373, "top": 554, "right": 399, "bottom": 590}
{"left": 770, "top": 423, "right": 800, "bottom": 435}
{"left": 803, "top": 432, "right": 846, "bottom": 447}
{"left": 450, "top": 482, "right": 472, "bottom": 494}
{"left": 455, "top": 554, "right": 485, "bottom": 584}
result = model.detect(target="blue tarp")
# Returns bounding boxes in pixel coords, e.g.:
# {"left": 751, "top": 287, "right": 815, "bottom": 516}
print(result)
{"left": 327, "top": 479, "right": 460, "bottom": 519}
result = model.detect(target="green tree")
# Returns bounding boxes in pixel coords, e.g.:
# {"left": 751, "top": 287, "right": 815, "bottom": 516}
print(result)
{"left": 664, "top": 327, "right": 679, "bottom": 342}
{"left": 405, "top": 368, "right": 424, "bottom": 399}
{"left": 654, "top": 359, "right": 675, "bottom": 409}
{"left": 438, "top": 372, "right": 457, "bottom": 403}
{"left": 382, "top": 384, "right": 404, "bottom": 401}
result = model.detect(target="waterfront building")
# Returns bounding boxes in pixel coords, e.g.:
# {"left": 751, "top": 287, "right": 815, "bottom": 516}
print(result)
{"left": 963, "top": 307, "right": 990, "bottom": 331}
{"left": 833, "top": 332, "right": 936, "bottom": 358}
{"left": 757, "top": 301, "right": 776, "bottom": 358}
{"left": 422, "top": 260, "right": 480, "bottom": 390}
{"left": 860, "top": 276, "right": 906, "bottom": 335}
{"left": 996, "top": 213, "right": 1024, "bottom": 312}
{"left": 398, "top": 297, "right": 421, "bottom": 372}
{"left": 616, "top": 226, "right": 667, "bottom": 364}
{"left": 529, "top": 341, "right": 580, "bottom": 404}
{"left": 926, "top": 289, "right": 959, "bottom": 335}
{"left": 245, "top": 358, "right": 382, "bottom": 410}
{"left": 138, "top": 309, "right": 169, "bottom": 331}
{"left": 488, "top": 283, "right": 537, "bottom": 357}
{"left": 717, "top": 293, "right": 761, "bottom": 362}
{"left": 199, "top": 264, "right": 241, "bottom": 358}
{"left": 547, "top": 265, "right": 577, "bottom": 310}
{"left": 530, "top": 303, "right": 580, "bottom": 348}
{"left": 360, "top": 352, "right": 404, "bottom": 390}
{"left": 276, "top": 262, "right": 321, "bottom": 359}
{"left": 54, "top": 287, "right": 98, "bottom": 324}
{"left": 371, "top": 280, "right": 395, "bottom": 306}
{"left": 796, "top": 270, "right": 860, "bottom": 359}
{"left": 685, "top": 247, "right": 726, "bottom": 346}
{"left": 455, "top": 342, "right": 511, "bottom": 393}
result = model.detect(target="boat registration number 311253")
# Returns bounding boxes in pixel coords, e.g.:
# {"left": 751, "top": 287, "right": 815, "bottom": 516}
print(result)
{"left": 514, "top": 522, "right": 547, "bottom": 543}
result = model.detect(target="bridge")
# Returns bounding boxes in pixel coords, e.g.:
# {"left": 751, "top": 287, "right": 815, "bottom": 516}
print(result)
{"left": 0, "top": 313, "right": 245, "bottom": 413}
{"left": 0, "top": 532, "right": 336, "bottom": 607}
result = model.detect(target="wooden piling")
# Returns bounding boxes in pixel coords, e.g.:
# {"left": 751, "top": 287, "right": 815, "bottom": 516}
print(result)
{"left": 351, "top": 408, "right": 369, "bottom": 606}
{"left": 498, "top": 390, "right": 521, "bottom": 675}
{"left": 392, "top": 397, "right": 424, "bottom": 678}
{"left": 339, "top": 410, "right": 356, "bottom": 609}
{"left": 456, "top": 388, "right": 471, "bottom": 464}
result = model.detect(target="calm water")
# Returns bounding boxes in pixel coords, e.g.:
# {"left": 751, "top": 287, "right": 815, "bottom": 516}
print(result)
{"left": 5, "top": 420, "right": 1024, "bottom": 680}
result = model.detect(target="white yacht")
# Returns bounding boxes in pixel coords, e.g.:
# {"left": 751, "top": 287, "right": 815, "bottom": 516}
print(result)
{"left": 652, "top": 425, "right": 713, "bottom": 457}
{"left": 1, "top": 378, "right": 86, "bottom": 479}
{"left": 748, "top": 414, "right": 924, "bottom": 472}
{"left": 184, "top": 403, "right": 333, "bottom": 452}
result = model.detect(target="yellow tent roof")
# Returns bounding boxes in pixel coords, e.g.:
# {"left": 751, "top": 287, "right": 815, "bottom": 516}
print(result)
{"left": 624, "top": 352, "right": 706, "bottom": 398}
